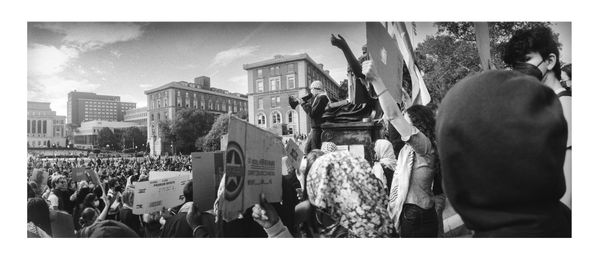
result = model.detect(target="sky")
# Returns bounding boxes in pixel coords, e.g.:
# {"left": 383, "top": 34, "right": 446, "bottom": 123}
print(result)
{"left": 27, "top": 22, "right": 571, "bottom": 116}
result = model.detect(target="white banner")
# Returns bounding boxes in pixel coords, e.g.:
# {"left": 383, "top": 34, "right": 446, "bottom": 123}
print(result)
{"left": 132, "top": 174, "right": 189, "bottom": 214}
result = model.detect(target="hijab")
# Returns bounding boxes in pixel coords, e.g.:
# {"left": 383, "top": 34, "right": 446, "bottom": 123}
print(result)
{"left": 307, "top": 151, "right": 394, "bottom": 237}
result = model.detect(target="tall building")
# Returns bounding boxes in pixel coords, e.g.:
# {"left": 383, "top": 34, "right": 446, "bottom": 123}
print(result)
{"left": 243, "top": 53, "right": 342, "bottom": 136}
{"left": 27, "top": 101, "right": 66, "bottom": 147}
{"left": 67, "top": 91, "right": 136, "bottom": 126}
{"left": 145, "top": 76, "right": 248, "bottom": 155}
{"left": 124, "top": 106, "right": 148, "bottom": 126}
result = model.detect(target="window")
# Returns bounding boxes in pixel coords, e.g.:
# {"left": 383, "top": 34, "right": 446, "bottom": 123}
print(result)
{"left": 287, "top": 110, "right": 297, "bottom": 124}
{"left": 157, "top": 113, "right": 161, "bottom": 120}
{"left": 37, "top": 120, "right": 42, "bottom": 133}
{"left": 258, "top": 98, "right": 263, "bottom": 110}
{"left": 287, "top": 75, "right": 295, "bottom": 89}
{"left": 271, "top": 111, "right": 282, "bottom": 125}
{"left": 256, "top": 80, "right": 264, "bottom": 93}
{"left": 269, "top": 77, "right": 280, "bottom": 91}
{"left": 31, "top": 120, "right": 36, "bottom": 134}
{"left": 257, "top": 69, "right": 263, "bottom": 78}
{"left": 275, "top": 66, "right": 280, "bottom": 75}
{"left": 270, "top": 67, "right": 275, "bottom": 75}
{"left": 257, "top": 113, "right": 266, "bottom": 127}
{"left": 288, "top": 63, "right": 295, "bottom": 73}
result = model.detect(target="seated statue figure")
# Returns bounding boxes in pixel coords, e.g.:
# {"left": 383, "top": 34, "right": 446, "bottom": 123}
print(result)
{"left": 321, "top": 34, "right": 381, "bottom": 123}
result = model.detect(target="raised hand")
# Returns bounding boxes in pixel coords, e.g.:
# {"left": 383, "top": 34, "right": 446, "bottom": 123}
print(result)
{"left": 330, "top": 34, "right": 348, "bottom": 48}
{"left": 251, "top": 193, "right": 280, "bottom": 229}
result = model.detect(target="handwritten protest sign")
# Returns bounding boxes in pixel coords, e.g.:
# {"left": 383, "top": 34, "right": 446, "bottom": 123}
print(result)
{"left": 71, "top": 168, "right": 100, "bottom": 186}
{"left": 285, "top": 140, "right": 303, "bottom": 172}
{"left": 132, "top": 174, "right": 189, "bottom": 214}
{"left": 366, "top": 22, "right": 403, "bottom": 105}
{"left": 29, "top": 169, "right": 49, "bottom": 191}
{"left": 191, "top": 151, "right": 225, "bottom": 212}
{"left": 221, "top": 116, "right": 284, "bottom": 221}
{"left": 149, "top": 171, "right": 192, "bottom": 181}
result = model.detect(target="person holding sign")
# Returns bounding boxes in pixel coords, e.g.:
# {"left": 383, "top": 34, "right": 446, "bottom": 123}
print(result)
{"left": 363, "top": 60, "right": 440, "bottom": 237}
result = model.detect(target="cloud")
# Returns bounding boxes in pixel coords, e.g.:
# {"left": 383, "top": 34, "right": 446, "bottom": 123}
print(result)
{"left": 138, "top": 84, "right": 154, "bottom": 89}
{"left": 210, "top": 45, "right": 260, "bottom": 67}
{"left": 110, "top": 49, "right": 122, "bottom": 59}
{"left": 28, "top": 75, "right": 100, "bottom": 116}
{"left": 225, "top": 75, "right": 249, "bottom": 94}
{"left": 28, "top": 44, "right": 79, "bottom": 76}
{"left": 121, "top": 94, "right": 147, "bottom": 108}
{"left": 35, "top": 23, "right": 145, "bottom": 52}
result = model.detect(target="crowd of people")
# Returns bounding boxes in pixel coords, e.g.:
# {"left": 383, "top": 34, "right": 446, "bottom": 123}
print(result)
{"left": 27, "top": 25, "right": 571, "bottom": 238}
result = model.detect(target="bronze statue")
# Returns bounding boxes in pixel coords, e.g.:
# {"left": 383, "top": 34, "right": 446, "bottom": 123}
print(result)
{"left": 321, "top": 34, "right": 381, "bottom": 123}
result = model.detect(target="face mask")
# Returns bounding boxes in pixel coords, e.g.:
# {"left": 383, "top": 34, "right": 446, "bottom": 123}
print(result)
{"left": 513, "top": 60, "right": 546, "bottom": 81}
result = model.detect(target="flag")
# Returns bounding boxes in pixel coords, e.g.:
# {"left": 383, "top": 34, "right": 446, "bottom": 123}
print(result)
{"left": 387, "top": 22, "right": 431, "bottom": 107}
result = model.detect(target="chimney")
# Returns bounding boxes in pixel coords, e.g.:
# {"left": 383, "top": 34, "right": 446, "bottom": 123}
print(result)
{"left": 274, "top": 54, "right": 284, "bottom": 59}
{"left": 318, "top": 63, "right": 324, "bottom": 69}
{"left": 325, "top": 70, "right": 330, "bottom": 75}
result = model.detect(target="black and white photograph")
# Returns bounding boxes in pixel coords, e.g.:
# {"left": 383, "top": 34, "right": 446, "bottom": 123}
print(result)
{"left": 6, "top": 0, "right": 597, "bottom": 259}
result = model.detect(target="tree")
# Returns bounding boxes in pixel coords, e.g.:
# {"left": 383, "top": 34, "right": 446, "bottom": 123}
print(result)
{"left": 235, "top": 110, "right": 248, "bottom": 121}
{"left": 197, "top": 113, "right": 230, "bottom": 152}
{"left": 97, "top": 127, "right": 117, "bottom": 149}
{"left": 122, "top": 127, "right": 146, "bottom": 149}
{"left": 413, "top": 22, "right": 559, "bottom": 109}
{"left": 167, "top": 108, "right": 215, "bottom": 154}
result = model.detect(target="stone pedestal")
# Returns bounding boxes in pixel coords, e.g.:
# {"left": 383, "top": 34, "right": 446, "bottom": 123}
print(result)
{"left": 320, "top": 121, "right": 384, "bottom": 164}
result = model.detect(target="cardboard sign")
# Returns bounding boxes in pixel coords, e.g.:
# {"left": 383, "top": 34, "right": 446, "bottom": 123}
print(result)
{"left": 71, "top": 168, "right": 100, "bottom": 186}
{"left": 366, "top": 22, "right": 404, "bottom": 105}
{"left": 132, "top": 174, "right": 190, "bottom": 214}
{"left": 191, "top": 151, "right": 225, "bottom": 212}
{"left": 221, "top": 116, "right": 284, "bottom": 221}
{"left": 285, "top": 140, "right": 303, "bottom": 172}
{"left": 29, "top": 169, "right": 49, "bottom": 191}
{"left": 149, "top": 171, "right": 192, "bottom": 181}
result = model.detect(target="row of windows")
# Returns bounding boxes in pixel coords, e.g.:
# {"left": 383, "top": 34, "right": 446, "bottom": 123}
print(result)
{"left": 27, "top": 120, "right": 47, "bottom": 134}
{"left": 256, "top": 75, "right": 296, "bottom": 93}
{"left": 256, "top": 110, "right": 297, "bottom": 127}
{"left": 150, "top": 90, "right": 246, "bottom": 111}
{"left": 256, "top": 96, "right": 283, "bottom": 110}
{"left": 257, "top": 63, "right": 295, "bottom": 78}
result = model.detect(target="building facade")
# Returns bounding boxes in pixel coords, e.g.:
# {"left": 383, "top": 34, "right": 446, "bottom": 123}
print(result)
{"left": 67, "top": 91, "right": 136, "bottom": 126}
{"left": 124, "top": 106, "right": 148, "bottom": 126}
{"left": 144, "top": 76, "right": 248, "bottom": 155}
{"left": 72, "top": 120, "right": 144, "bottom": 149}
{"left": 243, "top": 54, "right": 341, "bottom": 137}
{"left": 27, "top": 102, "right": 66, "bottom": 147}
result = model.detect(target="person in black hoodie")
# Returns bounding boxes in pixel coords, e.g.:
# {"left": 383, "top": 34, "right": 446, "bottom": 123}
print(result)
{"left": 436, "top": 70, "right": 571, "bottom": 237}
{"left": 160, "top": 180, "right": 194, "bottom": 237}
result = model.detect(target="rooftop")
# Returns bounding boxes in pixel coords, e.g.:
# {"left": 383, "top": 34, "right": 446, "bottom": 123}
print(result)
{"left": 243, "top": 53, "right": 339, "bottom": 87}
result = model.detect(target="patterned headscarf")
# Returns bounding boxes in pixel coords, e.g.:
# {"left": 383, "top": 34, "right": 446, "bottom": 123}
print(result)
{"left": 373, "top": 139, "right": 396, "bottom": 169}
{"left": 307, "top": 151, "right": 394, "bottom": 237}
{"left": 320, "top": 142, "right": 337, "bottom": 153}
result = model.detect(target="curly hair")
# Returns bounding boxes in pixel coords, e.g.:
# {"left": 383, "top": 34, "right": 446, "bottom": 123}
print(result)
{"left": 502, "top": 26, "right": 562, "bottom": 80}
{"left": 562, "top": 63, "right": 571, "bottom": 79}
{"left": 406, "top": 105, "right": 436, "bottom": 147}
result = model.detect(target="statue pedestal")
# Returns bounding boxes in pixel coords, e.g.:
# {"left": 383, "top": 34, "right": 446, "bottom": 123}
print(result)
{"left": 320, "top": 121, "right": 384, "bottom": 164}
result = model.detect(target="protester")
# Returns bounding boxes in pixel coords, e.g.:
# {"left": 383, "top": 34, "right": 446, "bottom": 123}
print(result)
{"left": 372, "top": 139, "right": 397, "bottom": 194}
{"left": 502, "top": 25, "right": 571, "bottom": 208}
{"left": 160, "top": 181, "right": 194, "bottom": 237}
{"left": 46, "top": 175, "right": 71, "bottom": 211}
{"left": 118, "top": 188, "right": 144, "bottom": 237}
{"left": 363, "top": 60, "right": 441, "bottom": 237}
{"left": 300, "top": 81, "right": 330, "bottom": 154}
{"left": 436, "top": 70, "right": 571, "bottom": 237}
{"left": 253, "top": 151, "right": 394, "bottom": 238}
{"left": 28, "top": 197, "right": 52, "bottom": 238}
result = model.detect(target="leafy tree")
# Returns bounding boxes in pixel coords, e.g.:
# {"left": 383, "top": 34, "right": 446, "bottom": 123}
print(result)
{"left": 122, "top": 127, "right": 146, "bottom": 149}
{"left": 413, "top": 22, "right": 559, "bottom": 109}
{"left": 168, "top": 108, "right": 215, "bottom": 154}
{"left": 97, "top": 127, "right": 117, "bottom": 149}
{"left": 197, "top": 113, "right": 230, "bottom": 152}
